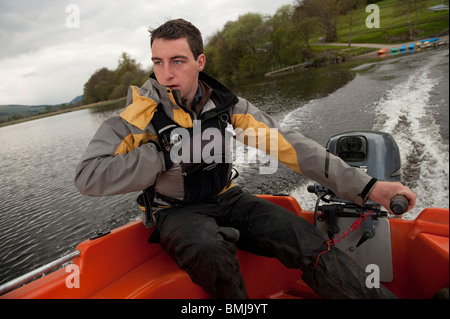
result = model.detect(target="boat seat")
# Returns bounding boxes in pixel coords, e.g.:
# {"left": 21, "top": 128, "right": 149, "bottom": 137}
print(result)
{"left": 90, "top": 250, "right": 210, "bottom": 299}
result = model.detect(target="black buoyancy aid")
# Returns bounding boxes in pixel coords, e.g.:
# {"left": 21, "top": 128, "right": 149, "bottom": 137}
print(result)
{"left": 138, "top": 103, "right": 236, "bottom": 213}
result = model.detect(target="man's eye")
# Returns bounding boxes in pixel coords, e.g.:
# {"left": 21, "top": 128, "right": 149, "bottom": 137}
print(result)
{"left": 174, "top": 60, "right": 183, "bottom": 65}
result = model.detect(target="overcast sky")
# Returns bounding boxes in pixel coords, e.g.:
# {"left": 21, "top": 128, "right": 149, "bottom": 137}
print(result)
{"left": 0, "top": 0, "right": 294, "bottom": 106}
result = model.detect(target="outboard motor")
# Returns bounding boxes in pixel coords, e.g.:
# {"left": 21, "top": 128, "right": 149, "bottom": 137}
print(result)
{"left": 326, "top": 131, "right": 402, "bottom": 183}
{"left": 308, "top": 131, "right": 407, "bottom": 282}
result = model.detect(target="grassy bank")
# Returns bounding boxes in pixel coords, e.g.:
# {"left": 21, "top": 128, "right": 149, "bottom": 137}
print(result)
{"left": 337, "top": 0, "right": 449, "bottom": 44}
{"left": 304, "top": 0, "right": 449, "bottom": 66}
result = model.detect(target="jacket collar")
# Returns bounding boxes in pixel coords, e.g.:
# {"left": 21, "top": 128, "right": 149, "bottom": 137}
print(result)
{"left": 149, "top": 71, "right": 239, "bottom": 113}
{"left": 120, "top": 72, "right": 239, "bottom": 130}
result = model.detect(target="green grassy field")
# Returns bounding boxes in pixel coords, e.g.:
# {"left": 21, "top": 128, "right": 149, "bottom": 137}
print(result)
{"left": 337, "top": 0, "right": 449, "bottom": 44}
{"left": 305, "top": 0, "right": 448, "bottom": 63}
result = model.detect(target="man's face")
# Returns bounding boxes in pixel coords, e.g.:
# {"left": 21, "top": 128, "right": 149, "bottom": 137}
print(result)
{"left": 151, "top": 37, "right": 205, "bottom": 108}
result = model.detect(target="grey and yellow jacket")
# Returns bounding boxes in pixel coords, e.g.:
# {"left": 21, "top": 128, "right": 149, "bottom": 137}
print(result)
{"left": 74, "top": 72, "right": 374, "bottom": 207}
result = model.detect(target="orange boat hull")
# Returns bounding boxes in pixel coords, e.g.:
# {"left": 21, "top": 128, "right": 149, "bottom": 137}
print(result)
{"left": 2, "top": 195, "right": 448, "bottom": 299}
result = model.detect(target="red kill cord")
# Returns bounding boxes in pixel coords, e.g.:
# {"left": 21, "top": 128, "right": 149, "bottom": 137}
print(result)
{"left": 313, "top": 210, "right": 374, "bottom": 269}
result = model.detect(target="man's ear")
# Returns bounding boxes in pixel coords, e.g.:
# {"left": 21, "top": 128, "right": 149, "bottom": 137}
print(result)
{"left": 197, "top": 54, "right": 206, "bottom": 72}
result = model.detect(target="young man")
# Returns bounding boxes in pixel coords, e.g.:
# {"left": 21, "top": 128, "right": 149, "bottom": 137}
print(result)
{"left": 75, "top": 19, "right": 416, "bottom": 298}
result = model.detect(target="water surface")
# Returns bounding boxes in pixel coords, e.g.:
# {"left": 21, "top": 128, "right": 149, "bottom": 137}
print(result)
{"left": 1, "top": 46, "right": 448, "bottom": 285}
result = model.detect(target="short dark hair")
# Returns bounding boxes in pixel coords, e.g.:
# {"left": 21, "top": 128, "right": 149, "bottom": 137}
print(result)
{"left": 149, "top": 19, "right": 203, "bottom": 60}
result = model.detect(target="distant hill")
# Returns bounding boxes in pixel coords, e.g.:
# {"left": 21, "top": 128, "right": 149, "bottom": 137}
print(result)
{"left": 0, "top": 95, "right": 84, "bottom": 124}
{"left": 70, "top": 95, "right": 84, "bottom": 105}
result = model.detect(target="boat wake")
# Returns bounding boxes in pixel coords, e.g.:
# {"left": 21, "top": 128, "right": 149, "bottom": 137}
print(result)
{"left": 373, "top": 57, "right": 449, "bottom": 219}
{"left": 285, "top": 52, "right": 449, "bottom": 219}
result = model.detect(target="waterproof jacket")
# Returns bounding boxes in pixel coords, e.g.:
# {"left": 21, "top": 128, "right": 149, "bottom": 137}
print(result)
{"left": 75, "top": 72, "right": 374, "bottom": 206}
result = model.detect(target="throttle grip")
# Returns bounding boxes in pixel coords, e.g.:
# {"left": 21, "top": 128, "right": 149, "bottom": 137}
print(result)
{"left": 390, "top": 195, "right": 408, "bottom": 215}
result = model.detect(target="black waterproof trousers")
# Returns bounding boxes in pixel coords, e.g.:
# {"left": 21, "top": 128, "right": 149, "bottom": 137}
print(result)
{"left": 151, "top": 186, "right": 396, "bottom": 299}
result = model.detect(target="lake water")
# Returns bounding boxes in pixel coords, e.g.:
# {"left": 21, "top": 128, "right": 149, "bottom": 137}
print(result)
{"left": 1, "top": 46, "right": 448, "bottom": 286}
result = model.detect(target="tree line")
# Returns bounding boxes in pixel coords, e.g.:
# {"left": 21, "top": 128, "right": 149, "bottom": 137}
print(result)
{"left": 203, "top": 0, "right": 437, "bottom": 82}
{"left": 83, "top": 0, "right": 435, "bottom": 103}
{"left": 203, "top": 0, "right": 377, "bottom": 82}
{"left": 83, "top": 52, "right": 149, "bottom": 104}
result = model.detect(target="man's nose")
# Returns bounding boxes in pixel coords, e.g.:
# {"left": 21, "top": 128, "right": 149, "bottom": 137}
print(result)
{"left": 162, "top": 64, "right": 174, "bottom": 81}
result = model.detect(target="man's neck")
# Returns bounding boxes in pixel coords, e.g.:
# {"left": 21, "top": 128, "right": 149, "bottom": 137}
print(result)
{"left": 191, "top": 83, "right": 203, "bottom": 110}
{"left": 182, "top": 82, "right": 200, "bottom": 111}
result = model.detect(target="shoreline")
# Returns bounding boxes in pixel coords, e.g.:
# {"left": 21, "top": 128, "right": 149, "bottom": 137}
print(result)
{"left": 331, "top": 34, "right": 449, "bottom": 59}
{"left": 2, "top": 34, "right": 448, "bottom": 128}
{"left": 0, "top": 97, "right": 126, "bottom": 128}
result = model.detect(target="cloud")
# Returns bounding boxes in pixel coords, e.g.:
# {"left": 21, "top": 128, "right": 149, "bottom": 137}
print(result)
{"left": 0, "top": 0, "right": 291, "bottom": 105}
